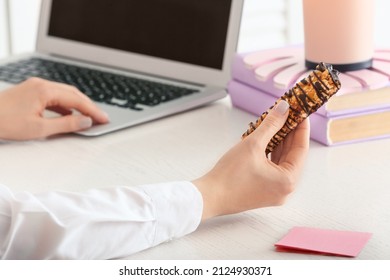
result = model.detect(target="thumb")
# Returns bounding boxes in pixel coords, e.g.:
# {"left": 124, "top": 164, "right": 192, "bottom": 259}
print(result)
{"left": 253, "top": 100, "right": 290, "bottom": 145}
{"left": 39, "top": 115, "right": 93, "bottom": 137}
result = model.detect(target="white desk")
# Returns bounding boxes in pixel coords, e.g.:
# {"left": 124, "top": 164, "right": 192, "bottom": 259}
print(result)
{"left": 1, "top": 96, "right": 389, "bottom": 259}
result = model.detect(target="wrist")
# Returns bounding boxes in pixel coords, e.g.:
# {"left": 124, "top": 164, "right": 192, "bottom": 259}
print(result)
{"left": 192, "top": 174, "right": 222, "bottom": 221}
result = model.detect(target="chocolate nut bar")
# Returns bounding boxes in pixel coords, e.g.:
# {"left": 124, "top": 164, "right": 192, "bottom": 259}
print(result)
{"left": 242, "top": 62, "right": 341, "bottom": 155}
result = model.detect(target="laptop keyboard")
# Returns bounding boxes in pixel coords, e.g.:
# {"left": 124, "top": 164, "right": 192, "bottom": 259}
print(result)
{"left": 0, "top": 58, "right": 199, "bottom": 110}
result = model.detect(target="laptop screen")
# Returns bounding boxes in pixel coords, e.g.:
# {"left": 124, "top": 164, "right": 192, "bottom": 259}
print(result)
{"left": 48, "top": 0, "right": 232, "bottom": 70}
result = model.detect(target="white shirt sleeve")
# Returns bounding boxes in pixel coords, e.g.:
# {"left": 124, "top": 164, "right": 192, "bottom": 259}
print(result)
{"left": 0, "top": 181, "right": 203, "bottom": 259}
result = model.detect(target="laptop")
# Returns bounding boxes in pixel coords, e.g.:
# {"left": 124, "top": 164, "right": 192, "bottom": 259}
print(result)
{"left": 0, "top": 0, "right": 243, "bottom": 136}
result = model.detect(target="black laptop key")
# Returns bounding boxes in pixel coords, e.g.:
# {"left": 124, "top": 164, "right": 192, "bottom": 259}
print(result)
{"left": 0, "top": 58, "right": 199, "bottom": 111}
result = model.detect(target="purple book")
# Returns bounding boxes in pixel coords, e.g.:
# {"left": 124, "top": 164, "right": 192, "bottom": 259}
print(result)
{"left": 232, "top": 47, "right": 390, "bottom": 117}
{"left": 229, "top": 80, "right": 390, "bottom": 146}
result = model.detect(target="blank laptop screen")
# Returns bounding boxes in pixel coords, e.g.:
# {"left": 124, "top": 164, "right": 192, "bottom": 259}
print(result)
{"left": 48, "top": 0, "right": 232, "bottom": 70}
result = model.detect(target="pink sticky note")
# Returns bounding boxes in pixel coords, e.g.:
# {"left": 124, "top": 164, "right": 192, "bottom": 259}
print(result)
{"left": 275, "top": 227, "right": 372, "bottom": 257}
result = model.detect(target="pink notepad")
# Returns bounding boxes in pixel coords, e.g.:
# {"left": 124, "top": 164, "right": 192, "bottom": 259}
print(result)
{"left": 275, "top": 227, "right": 372, "bottom": 257}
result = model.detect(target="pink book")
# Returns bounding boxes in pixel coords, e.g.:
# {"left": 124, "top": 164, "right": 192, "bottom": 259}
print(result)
{"left": 228, "top": 80, "right": 390, "bottom": 146}
{"left": 232, "top": 47, "right": 390, "bottom": 117}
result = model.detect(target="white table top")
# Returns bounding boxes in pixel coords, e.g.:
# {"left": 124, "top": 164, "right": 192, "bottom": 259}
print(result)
{"left": 1, "top": 96, "right": 389, "bottom": 260}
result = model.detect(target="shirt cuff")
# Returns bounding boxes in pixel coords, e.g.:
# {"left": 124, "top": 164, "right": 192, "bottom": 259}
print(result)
{"left": 134, "top": 181, "right": 203, "bottom": 247}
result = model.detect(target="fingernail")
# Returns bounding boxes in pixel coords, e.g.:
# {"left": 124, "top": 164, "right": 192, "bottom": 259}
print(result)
{"left": 79, "top": 117, "right": 93, "bottom": 129}
{"left": 102, "top": 111, "right": 110, "bottom": 121}
{"left": 274, "top": 100, "right": 289, "bottom": 115}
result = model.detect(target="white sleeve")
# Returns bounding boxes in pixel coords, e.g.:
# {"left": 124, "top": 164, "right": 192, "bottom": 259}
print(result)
{"left": 0, "top": 181, "right": 203, "bottom": 259}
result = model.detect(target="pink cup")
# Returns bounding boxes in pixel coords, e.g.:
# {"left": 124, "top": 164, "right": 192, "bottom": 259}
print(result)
{"left": 303, "top": 0, "right": 375, "bottom": 71}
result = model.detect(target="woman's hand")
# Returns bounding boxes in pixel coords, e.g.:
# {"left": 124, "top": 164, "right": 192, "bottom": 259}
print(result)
{"left": 193, "top": 100, "right": 310, "bottom": 220}
{"left": 0, "top": 78, "right": 109, "bottom": 140}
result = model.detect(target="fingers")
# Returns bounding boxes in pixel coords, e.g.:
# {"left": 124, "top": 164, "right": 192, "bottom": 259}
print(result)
{"left": 278, "top": 118, "right": 310, "bottom": 172}
{"left": 49, "top": 80, "right": 92, "bottom": 102}
{"left": 50, "top": 86, "right": 109, "bottom": 124}
{"left": 46, "top": 105, "right": 73, "bottom": 116}
{"left": 271, "top": 119, "right": 304, "bottom": 164}
{"left": 38, "top": 115, "right": 94, "bottom": 137}
{"left": 31, "top": 78, "right": 109, "bottom": 124}
{"left": 251, "top": 100, "right": 290, "bottom": 150}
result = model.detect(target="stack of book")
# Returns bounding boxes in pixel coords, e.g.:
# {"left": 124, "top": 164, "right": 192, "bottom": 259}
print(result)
{"left": 228, "top": 46, "right": 390, "bottom": 145}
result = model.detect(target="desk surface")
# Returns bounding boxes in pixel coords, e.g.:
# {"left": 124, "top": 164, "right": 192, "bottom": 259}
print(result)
{"left": 1, "top": 97, "right": 389, "bottom": 260}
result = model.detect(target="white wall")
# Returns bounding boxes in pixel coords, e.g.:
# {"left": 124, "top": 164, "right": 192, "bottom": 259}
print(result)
{"left": 9, "top": 0, "right": 41, "bottom": 55}
{"left": 0, "top": 0, "right": 11, "bottom": 58}
{"left": 238, "top": 0, "right": 304, "bottom": 52}
{"left": 374, "top": 0, "right": 390, "bottom": 47}
{"left": 0, "top": 0, "right": 41, "bottom": 59}
{"left": 1, "top": 0, "right": 390, "bottom": 59}
{"left": 238, "top": 0, "right": 288, "bottom": 52}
